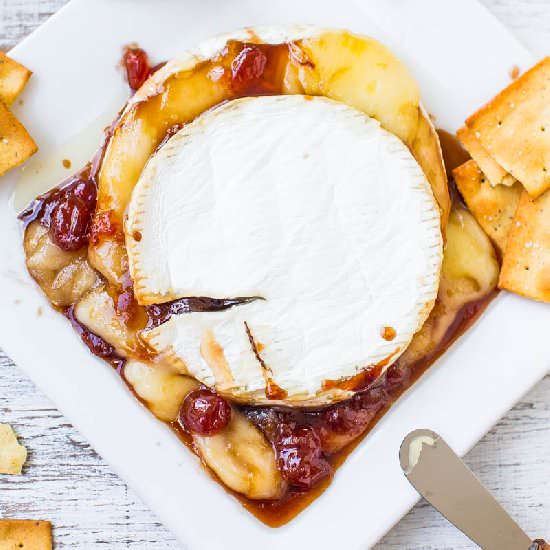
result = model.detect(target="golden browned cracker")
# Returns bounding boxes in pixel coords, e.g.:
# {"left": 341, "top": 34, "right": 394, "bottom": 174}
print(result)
{"left": 456, "top": 126, "right": 515, "bottom": 187}
{"left": 498, "top": 189, "right": 550, "bottom": 302}
{"left": 466, "top": 57, "right": 550, "bottom": 198}
{"left": 453, "top": 159, "right": 522, "bottom": 254}
{"left": 0, "top": 101, "right": 37, "bottom": 176}
{"left": 0, "top": 423, "right": 27, "bottom": 475}
{"left": 0, "top": 520, "right": 52, "bottom": 550}
{"left": 0, "top": 53, "right": 32, "bottom": 106}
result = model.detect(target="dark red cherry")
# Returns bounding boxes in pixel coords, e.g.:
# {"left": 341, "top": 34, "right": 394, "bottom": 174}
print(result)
{"left": 178, "top": 389, "right": 232, "bottom": 436}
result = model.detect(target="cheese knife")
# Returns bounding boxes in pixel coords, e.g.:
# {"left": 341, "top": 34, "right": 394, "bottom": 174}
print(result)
{"left": 400, "top": 429, "right": 548, "bottom": 550}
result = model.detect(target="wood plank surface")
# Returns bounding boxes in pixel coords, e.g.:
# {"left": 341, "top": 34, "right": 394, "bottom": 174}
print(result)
{"left": 1, "top": 1, "right": 548, "bottom": 548}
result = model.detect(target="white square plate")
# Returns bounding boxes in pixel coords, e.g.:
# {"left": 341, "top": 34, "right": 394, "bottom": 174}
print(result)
{"left": 0, "top": 1, "right": 548, "bottom": 548}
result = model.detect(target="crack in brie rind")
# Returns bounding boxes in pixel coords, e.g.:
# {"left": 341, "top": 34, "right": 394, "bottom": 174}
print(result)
{"left": 131, "top": 96, "right": 442, "bottom": 406}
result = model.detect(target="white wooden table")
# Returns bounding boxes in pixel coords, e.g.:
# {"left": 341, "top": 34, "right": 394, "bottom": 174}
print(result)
{"left": 1, "top": 1, "right": 548, "bottom": 548}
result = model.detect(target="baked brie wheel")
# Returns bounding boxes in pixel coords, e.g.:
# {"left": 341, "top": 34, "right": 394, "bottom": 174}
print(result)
{"left": 93, "top": 25, "right": 448, "bottom": 407}
{"left": 21, "top": 25, "right": 499, "bottom": 517}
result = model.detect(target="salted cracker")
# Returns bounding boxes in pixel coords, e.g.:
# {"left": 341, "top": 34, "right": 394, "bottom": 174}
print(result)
{"left": 498, "top": 189, "right": 550, "bottom": 302}
{"left": 456, "top": 126, "right": 515, "bottom": 187}
{"left": 453, "top": 159, "right": 522, "bottom": 254}
{"left": 0, "top": 520, "right": 52, "bottom": 550}
{"left": 0, "top": 101, "right": 37, "bottom": 176}
{"left": 0, "top": 423, "right": 27, "bottom": 475}
{"left": 466, "top": 57, "right": 550, "bottom": 198}
{"left": 0, "top": 53, "right": 32, "bottom": 106}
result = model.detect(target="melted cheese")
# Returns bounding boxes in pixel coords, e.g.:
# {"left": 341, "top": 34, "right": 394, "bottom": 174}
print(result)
{"left": 129, "top": 95, "right": 442, "bottom": 406}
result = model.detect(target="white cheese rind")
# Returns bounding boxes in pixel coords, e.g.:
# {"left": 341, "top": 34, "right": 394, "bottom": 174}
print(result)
{"left": 131, "top": 95, "right": 442, "bottom": 406}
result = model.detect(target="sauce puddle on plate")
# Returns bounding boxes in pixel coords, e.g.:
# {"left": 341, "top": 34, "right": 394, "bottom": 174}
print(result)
{"left": 12, "top": 92, "right": 127, "bottom": 213}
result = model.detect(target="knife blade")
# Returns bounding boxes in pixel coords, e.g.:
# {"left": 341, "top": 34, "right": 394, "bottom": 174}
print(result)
{"left": 400, "top": 429, "right": 534, "bottom": 550}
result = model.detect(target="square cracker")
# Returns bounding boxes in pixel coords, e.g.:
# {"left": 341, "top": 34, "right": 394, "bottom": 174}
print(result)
{"left": 456, "top": 126, "right": 515, "bottom": 187}
{"left": 466, "top": 57, "right": 550, "bottom": 198}
{"left": 499, "top": 189, "right": 550, "bottom": 302}
{"left": 0, "top": 101, "right": 37, "bottom": 176}
{"left": 0, "top": 53, "right": 32, "bottom": 106}
{"left": 453, "top": 159, "right": 522, "bottom": 254}
{"left": 0, "top": 423, "right": 27, "bottom": 475}
{"left": 0, "top": 520, "right": 52, "bottom": 550}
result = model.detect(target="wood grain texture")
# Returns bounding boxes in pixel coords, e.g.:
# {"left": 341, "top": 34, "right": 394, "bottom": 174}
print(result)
{"left": 1, "top": 1, "right": 549, "bottom": 548}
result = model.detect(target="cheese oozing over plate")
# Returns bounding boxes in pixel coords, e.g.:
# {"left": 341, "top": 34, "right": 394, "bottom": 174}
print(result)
{"left": 127, "top": 95, "right": 443, "bottom": 406}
